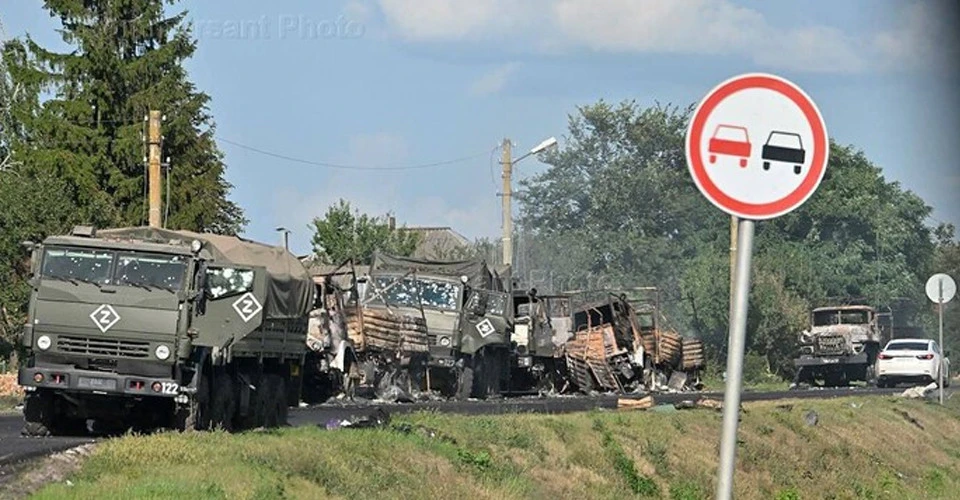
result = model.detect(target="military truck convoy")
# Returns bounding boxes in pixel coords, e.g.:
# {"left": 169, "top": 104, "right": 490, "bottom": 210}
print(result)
{"left": 16, "top": 225, "right": 706, "bottom": 435}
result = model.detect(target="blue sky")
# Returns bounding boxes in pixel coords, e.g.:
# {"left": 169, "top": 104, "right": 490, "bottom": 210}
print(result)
{"left": 3, "top": 0, "right": 959, "bottom": 255}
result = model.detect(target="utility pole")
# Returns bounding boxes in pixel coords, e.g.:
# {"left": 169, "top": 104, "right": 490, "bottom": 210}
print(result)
{"left": 148, "top": 110, "right": 162, "bottom": 228}
{"left": 501, "top": 138, "right": 513, "bottom": 267}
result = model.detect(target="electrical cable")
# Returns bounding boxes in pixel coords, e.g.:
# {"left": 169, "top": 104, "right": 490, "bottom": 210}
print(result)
{"left": 215, "top": 136, "right": 496, "bottom": 171}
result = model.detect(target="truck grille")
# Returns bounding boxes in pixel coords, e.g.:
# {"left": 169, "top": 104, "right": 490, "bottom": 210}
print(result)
{"left": 816, "top": 335, "right": 846, "bottom": 355}
{"left": 57, "top": 336, "right": 150, "bottom": 359}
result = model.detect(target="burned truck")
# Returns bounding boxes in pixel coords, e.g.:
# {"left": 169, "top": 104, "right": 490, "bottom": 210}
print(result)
{"left": 793, "top": 305, "right": 886, "bottom": 387}
{"left": 559, "top": 287, "right": 704, "bottom": 394}
{"left": 317, "top": 253, "right": 512, "bottom": 401}
{"left": 17, "top": 226, "right": 314, "bottom": 435}
{"left": 508, "top": 290, "right": 575, "bottom": 393}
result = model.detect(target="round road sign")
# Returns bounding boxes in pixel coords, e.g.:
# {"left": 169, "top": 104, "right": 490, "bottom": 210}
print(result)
{"left": 926, "top": 273, "right": 957, "bottom": 304}
{"left": 686, "top": 73, "right": 829, "bottom": 220}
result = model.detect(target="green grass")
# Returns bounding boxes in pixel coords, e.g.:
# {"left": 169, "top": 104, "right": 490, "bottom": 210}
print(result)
{"left": 29, "top": 395, "right": 960, "bottom": 500}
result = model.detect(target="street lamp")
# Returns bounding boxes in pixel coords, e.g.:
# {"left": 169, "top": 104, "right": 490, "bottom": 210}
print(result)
{"left": 501, "top": 136, "right": 558, "bottom": 267}
{"left": 276, "top": 226, "right": 290, "bottom": 251}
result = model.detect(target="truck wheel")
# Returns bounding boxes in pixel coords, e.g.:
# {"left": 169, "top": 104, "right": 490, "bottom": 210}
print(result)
{"left": 762, "top": 161, "right": 770, "bottom": 170}
{"left": 794, "top": 165, "right": 802, "bottom": 175}
{"left": 263, "top": 374, "right": 287, "bottom": 428}
{"left": 208, "top": 371, "right": 236, "bottom": 431}
{"left": 456, "top": 356, "right": 475, "bottom": 401}
{"left": 22, "top": 391, "right": 84, "bottom": 437}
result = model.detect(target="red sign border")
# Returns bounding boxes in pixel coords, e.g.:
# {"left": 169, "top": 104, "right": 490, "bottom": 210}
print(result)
{"left": 686, "top": 73, "right": 829, "bottom": 220}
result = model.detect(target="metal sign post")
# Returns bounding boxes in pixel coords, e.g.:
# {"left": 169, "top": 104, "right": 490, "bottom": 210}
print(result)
{"left": 926, "top": 273, "right": 956, "bottom": 405}
{"left": 685, "top": 73, "right": 828, "bottom": 500}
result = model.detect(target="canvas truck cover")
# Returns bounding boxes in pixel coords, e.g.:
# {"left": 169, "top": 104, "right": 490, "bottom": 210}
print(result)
{"left": 96, "top": 227, "right": 314, "bottom": 319}
{"left": 370, "top": 252, "right": 508, "bottom": 292}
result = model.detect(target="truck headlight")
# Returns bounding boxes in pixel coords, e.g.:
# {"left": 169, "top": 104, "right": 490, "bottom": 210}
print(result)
{"left": 37, "top": 335, "right": 52, "bottom": 351}
{"left": 439, "top": 336, "right": 451, "bottom": 347}
{"left": 155, "top": 344, "right": 171, "bottom": 360}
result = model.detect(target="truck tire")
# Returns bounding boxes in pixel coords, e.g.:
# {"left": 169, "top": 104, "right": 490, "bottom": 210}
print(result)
{"left": 456, "top": 356, "right": 475, "bottom": 401}
{"left": 22, "top": 391, "right": 85, "bottom": 437}
{"left": 208, "top": 371, "right": 236, "bottom": 431}
{"left": 263, "top": 374, "right": 287, "bottom": 428}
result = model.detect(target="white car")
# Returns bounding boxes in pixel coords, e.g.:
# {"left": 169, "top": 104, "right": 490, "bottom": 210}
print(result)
{"left": 876, "top": 338, "right": 950, "bottom": 388}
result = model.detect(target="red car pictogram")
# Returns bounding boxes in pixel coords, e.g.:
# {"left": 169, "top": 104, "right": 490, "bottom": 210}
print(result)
{"left": 708, "top": 124, "right": 751, "bottom": 168}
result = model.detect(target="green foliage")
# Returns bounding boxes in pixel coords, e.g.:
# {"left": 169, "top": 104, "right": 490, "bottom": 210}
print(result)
{"left": 310, "top": 199, "right": 420, "bottom": 265}
{"left": 3, "top": 0, "right": 246, "bottom": 234}
{"left": 0, "top": 171, "right": 80, "bottom": 357}
{"left": 518, "top": 99, "right": 939, "bottom": 375}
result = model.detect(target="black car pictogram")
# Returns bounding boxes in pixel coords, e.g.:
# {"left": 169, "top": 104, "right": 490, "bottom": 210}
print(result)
{"left": 761, "top": 131, "right": 806, "bottom": 175}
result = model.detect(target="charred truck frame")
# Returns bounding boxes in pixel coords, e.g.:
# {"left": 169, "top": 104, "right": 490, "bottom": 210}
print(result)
{"left": 793, "top": 305, "right": 887, "bottom": 387}
{"left": 314, "top": 253, "right": 512, "bottom": 401}
{"left": 18, "top": 226, "right": 314, "bottom": 435}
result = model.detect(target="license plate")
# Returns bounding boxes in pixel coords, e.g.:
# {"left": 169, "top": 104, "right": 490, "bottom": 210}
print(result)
{"left": 78, "top": 376, "right": 117, "bottom": 391}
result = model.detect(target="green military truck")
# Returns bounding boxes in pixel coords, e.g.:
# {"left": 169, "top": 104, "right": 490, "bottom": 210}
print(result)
{"left": 18, "top": 226, "right": 314, "bottom": 435}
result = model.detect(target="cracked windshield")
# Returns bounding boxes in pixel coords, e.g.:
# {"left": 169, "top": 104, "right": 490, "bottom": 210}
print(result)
{"left": 369, "top": 276, "right": 459, "bottom": 311}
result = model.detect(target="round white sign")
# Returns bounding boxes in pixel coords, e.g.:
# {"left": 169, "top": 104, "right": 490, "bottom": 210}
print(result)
{"left": 686, "top": 73, "right": 829, "bottom": 220}
{"left": 926, "top": 273, "right": 957, "bottom": 304}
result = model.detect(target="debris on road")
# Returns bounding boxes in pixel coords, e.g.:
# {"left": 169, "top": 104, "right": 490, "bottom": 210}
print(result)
{"left": 900, "top": 382, "right": 938, "bottom": 399}
{"left": 323, "top": 408, "right": 391, "bottom": 430}
{"left": 617, "top": 396, "right": 654, "bottom": 411}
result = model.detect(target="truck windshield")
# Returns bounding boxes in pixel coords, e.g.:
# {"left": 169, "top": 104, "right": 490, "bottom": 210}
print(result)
{"left": 813, "top": 310, "right": 869, "bottom": 326}
{"left": 115, "top": 252, "right": 187, "bottom": 291}
{"left": 41, "top": 247, "right": 113, "bottom": 285}
{"left": 368, "top": 276, "right": 460, "bottom": 311}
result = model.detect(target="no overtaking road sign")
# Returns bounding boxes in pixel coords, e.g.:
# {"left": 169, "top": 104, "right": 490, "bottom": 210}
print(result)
{"left": 686, "top": 73, "right": 829, "bottom": 220}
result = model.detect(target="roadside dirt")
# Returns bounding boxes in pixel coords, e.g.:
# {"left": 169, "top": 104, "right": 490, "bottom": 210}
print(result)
{"left": 0, "top": 443, "right": 97, "bottom": 500}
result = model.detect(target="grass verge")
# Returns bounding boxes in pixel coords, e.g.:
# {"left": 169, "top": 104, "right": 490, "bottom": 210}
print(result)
{"left": 29, "top": 394, "right": 960, "bottom": 500}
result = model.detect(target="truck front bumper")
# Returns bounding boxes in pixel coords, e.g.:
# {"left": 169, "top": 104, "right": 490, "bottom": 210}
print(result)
{"left": 19, "top": 365, "right": 182, "bottom": 399}
{"left": 793, "top": 352, "right": 868, "bottom": 367}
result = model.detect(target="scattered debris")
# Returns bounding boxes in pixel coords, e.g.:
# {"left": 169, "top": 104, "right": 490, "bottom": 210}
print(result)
{"left": 324, "top": 408, "right": 391, "bottom": 430}
{"left": 696, "top": 398, "right": 723, "bottom": 411}
{"left": 776, "top": 404, "right": 794, "bottom": 412}
{"left": 900, "top": 382, "right": 938, "bottom": 399}
{"left": 617, "top": 396, "right": 654, "bottom": 411}
{"left": 391, "top": 423, "right": 458, "bottom": 445}
{"left": 893, "top": 409, "right": 924, "bottom": 430}
{"left": 803, "top": 410, "right": 819, "bottom": 426}
{"left": 667, "top": 372, "right": 688, "bottom": 392}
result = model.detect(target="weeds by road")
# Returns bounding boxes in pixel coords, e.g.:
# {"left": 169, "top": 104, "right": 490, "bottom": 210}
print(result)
{"left": 27, "top": 394, "right": 960, "bottom": 499}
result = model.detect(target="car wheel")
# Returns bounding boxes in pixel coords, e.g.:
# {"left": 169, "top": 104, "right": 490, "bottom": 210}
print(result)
{"left": 739, "top": 158, "right": 747, "bottom": 168}
{"left": 762, "top": 161, "right": 770, "bottom": 170}
{"left": 794, "top": 165, "right": 802, "bottom": 175}
{"left": 709, "top": 154, "right": 716, "bottom": 164}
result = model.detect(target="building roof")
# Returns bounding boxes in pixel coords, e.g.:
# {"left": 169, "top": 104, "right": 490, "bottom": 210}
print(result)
{"left": 398, "top": 226, "right": 471, "bottom": 260}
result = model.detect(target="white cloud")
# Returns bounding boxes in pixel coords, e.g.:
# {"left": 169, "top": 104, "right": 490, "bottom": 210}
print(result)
{"left": 469, "top": 62, "right": 520, "bottom": 96}
{"left": 369, "top": 0, "right": 945, "bottom": 75}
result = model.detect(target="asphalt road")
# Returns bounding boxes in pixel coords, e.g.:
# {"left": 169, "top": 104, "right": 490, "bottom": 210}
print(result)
{"left": 0, "top": 385, "right": 908, "bottom": 472}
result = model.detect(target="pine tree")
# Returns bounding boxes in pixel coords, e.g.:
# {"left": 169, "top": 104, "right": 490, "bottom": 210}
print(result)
{"left": 5, "top": 0, "right": 246, "bottom": 234}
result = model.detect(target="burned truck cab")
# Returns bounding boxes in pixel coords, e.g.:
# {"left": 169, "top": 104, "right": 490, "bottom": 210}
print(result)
{"left": 793, "top": 305, "right": 883, "bottom": 387}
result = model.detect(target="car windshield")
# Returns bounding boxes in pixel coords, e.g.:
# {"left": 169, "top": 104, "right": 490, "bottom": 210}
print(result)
{"left": 885, "top": 342, "right": 929, "bottom": 351}
{"left": 115, "top": 252, "right": 187, "bottom": 291}
{"left": 41, "top": 247, "right": 114, "bottom": 285}
{"left": 367, "top": 275, "right": 460, "bottom": 311}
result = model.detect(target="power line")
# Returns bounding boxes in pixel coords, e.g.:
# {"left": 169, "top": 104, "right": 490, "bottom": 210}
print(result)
{"left": 215, "top": 136, "right": 496, "bottom": 171}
